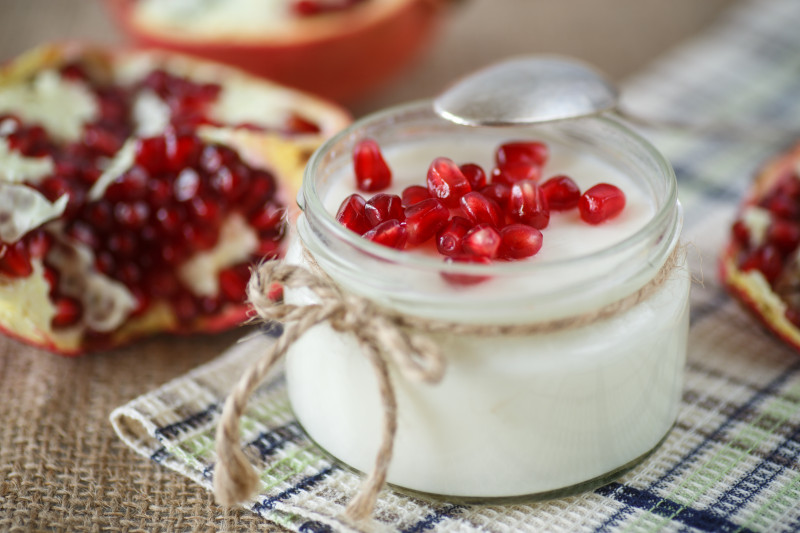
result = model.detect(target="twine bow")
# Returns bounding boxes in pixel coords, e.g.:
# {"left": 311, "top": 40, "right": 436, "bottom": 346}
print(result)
{"left": 213, "top": 260, "right": 446, "bottom": 522}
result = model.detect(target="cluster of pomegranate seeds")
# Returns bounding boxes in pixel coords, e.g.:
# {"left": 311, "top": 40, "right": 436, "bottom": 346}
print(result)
{"left": 0, "top": 62, "right": 294, "bottom": 333}
{"left": 336, "top": 138, "right": 627, "bottom": 285}
{"left": 730, "top": 171, "right": 800, "bottom": 326}
{"left": 291, "top": 0, "right": 367, "bottom": 17}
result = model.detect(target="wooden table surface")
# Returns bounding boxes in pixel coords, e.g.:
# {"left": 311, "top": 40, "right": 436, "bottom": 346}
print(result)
{"left": 0, "top": 0, "right": 733, "bottom": 530}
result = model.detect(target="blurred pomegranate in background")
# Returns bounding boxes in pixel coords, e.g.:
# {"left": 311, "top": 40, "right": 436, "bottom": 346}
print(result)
{"left": 103, "top": 0, "right": 451, "bottom": 103}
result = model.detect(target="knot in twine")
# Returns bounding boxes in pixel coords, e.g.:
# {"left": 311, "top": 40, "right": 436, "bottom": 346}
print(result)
{"left": 214, "top": 246, "right": 683, "bottom": 522}
{"left": 213, "top": 260, "right": 445, "bottom": 523}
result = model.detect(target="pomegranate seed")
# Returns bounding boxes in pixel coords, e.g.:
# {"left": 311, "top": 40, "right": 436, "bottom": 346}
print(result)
{"left": 540, "top": 175, "right": 581, "bottom": 211}
{"left": 165, "top": 133, "right": 201, "bottom": 171}
{"left": 107, "top": 233, "right": 138, "bottom": 257}
{"left": 427, "top": 157, "right": 472, "bottom": 208}
{"left": 0, "top": 241, "right": 33, "bottom": 278}
{"left": 365, "top": 193, "right": 405, "bottom": 226}
{"left": 496, "top": 141, "right": 548, "bottom": 168}
{"left": 173, "top": 291, "right": 198, "bottom": 324}
{"left": 155, "top": 207, "right": 184, "bottom": 235}
{"left": 144, "top": 270, "right": 178, "bottom": 297}
{"left": 363, "top": 220, "right": 408, "bottom": 249}
{"left": 460, "top": 163, "right": 487, "bottom": 190}
{"left": 491, "top": 163, "right": 542, "bottom": 186}
{"left": 441, "top": 255, "right": 492, "bottom": 286}
{"left": 161, "top": 242, "right": 188, "bottom": 265}
{"left": 67, "top": 221, "right": 100, "bottom": 248}
{"left": 189, "top": 196, "right": 222, "bottom": 224}
{"left": 95, "top": 251, "right": 116, "bottom": 275}
{"left": 762, "top": 194, "right": 800, "bottom": 219}
{"left": 336, "top": 193, "right": 372, "bottom": 235}
{"left": 480, "top": 183, "right": 511, "bottom": 210}
{"left": 436, "top": 216, "right": 473, "bottom": 257}
{"left": 60, "top": 62, "right": 89, "bottom": 82}
{"left": 147, "top": 179, "right": 172, "bottom": 206}
{"left": 579, "top": 183, "right": 626, "bottom": 224}
{"left": 404, "top": 198, "right": 449, "bottom": 246}
{"left": 353, "top": 138, "right": 392, "bottom": 192}
{"left": 86, "top": 202, "right": 113, "bottom": 228}
{"left": 174, "top": 168, "right": 201, "bottom": 201}
{"left": 114, "top": 201, "right": 150, "bottom": 229}
{"left": 51, "top": 296, "right": 83, "bottom": 328}
{"left": 257, "top": 237, "right": 282, "bottom": 259}
{"left": 509, "top": 180, "right": 550, "bottom": 229}
{"left": 401, "top": 185, "right": 431, "bottom": 207}
{"left": 43, "top": 264, "right": 59, "bottom": 293}
{"left": 200, "top": 144, "right": 236, "bottom": 174}
{"left": 732, "top": 220, "right": 750, "bottom": 247}
{"left": 460, "top": 191, "right": 503, "bottom": 227}
{"left": 83, "top": 123, "right": 123, "bottom": 157}
{"left": 135, "top": 137, "right": 168, "bottom": 174}
{"left": 740, "top": 245, "right": 783, "bottom": 284}
{"left": 767, "top": 219, "right": 800, "bottom": 253}
{"left": 248, "top": 202, "right": 284, "bottom": 232}
{"left": 211, "top": 166, "right": 246, "bottom": 203}
{"left": 462, "top": 224, "right": 501, "bottom": 259}
{"left": 219, "top": 265, "right": 251, "bottom": 301}
{"left": 117, "top": 262, "right": 143, "bottom": 285}
{"left": 105, "top": 167, "right": 148, "bottom": 202}
{"left": 26, "top": 230, "right": 51, "bottom": 259}
{"left": 499, "top": 224, "right": 543, "bottom": 259}
{"left": 183, "top": 224, "right": 219, "bottom": 251}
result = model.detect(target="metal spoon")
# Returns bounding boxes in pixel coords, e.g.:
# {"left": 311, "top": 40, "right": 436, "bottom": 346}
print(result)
{"left": 434, "top": 55, "right": 798, "bottom": 141}
{"left": 433, "top": 55, "right": 619, "bottom": 127}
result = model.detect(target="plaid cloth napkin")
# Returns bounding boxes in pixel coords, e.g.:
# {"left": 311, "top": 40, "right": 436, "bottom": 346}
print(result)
{"left": 111, "top": 0, "right": 800, "bottom": 530}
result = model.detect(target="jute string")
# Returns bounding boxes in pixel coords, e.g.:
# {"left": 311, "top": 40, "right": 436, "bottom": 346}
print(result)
{"left": 214, "top": 246, "right": 683, "bottom": 522}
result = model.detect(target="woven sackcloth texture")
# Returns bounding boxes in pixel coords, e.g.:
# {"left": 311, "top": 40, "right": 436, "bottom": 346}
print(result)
{"left": 108, "top": 0, "right": 800, "bottom": 531}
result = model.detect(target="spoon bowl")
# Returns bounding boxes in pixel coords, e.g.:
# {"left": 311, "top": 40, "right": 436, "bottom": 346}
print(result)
{"left": 433, "top": 56, "right": 619, "bottom": 127}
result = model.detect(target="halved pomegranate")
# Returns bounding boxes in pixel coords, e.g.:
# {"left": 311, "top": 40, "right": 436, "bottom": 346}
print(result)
{"left": 103, "top": 0, "right": 450, "bottom": 102}
{"left": 720, "top": 142, "right": 800, "bottom": 352}
{"left": 0, "top": 44, "right": 349, "bottom": 355}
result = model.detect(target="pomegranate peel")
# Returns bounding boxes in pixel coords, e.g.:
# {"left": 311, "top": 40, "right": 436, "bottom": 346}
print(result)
{"left": 720, "top": 142, "right": 800, "bottom": 352}
{"left": 0, "top": 44, "right": 350, "bottom": 355}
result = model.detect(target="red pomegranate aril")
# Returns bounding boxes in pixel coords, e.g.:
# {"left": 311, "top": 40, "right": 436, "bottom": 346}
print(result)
{"left": 51, "top": 296, "right": 83, "bottom": 328}
{"left": 134, "top": 136, "right": 168, "bottom": 174}
{"left": 105, "top": 167, "right": 148, "bottom": 202}
{"left": 404, "top": 198, "right": 449, "bottom": 246}
{"left": 249, "top": 202, "right": 284, "bottom": 232}
{"left": 401, "top": 185, "right": 431, "bottom": 207}
{"left": 460, "top": 163, "right": 487, "bottom": 190}
{"left": 499, "top": 224, "right": 543, "bottom": 259}
{"left": 267, "top": 282, "right": 284, "bottom": 302}
{"left": 0, "top": 241, "right": 33, "bottom": 278}
{"left": 762, "top": 194, "right": 800, "bottom": 219}
{"left": 219, "top": 265, "right": 251, "bottom": 301}
{"left": 285, "top": 112, "right": 321, "bottom": 134}
{"left": 114, "top": 201, "right": 150, "bottom": 229}
{"left": 480, "top": 183, "right": 511, "bottom": 210}
{"left": 731, "top": 220, "right": 750, "bottom": 247}
{"left": 540, "top": 175, "right": 581, "bottom": 211}
{"left": 441, "top": 255, "right": 492, "bottom": 286}
{"left": 107, "top": 233, "right": 138, "bottom": 258}
{"left": 94, "top": 251, "right": 116, "bottom": 276}
{"left": 172, "top": 291, "right": 198, "bottom": 324}
{"left": 174, "top": 168, "right": 201, "bottom": 201}
{"left": 117, "top": 262, "right": 143, "bottom": 286}
{"left": 184, "top": 224, "right": 219, "bottom": 251}
{"left": 67, "top": 221, "right": 100, "bottom": 249}
{"left": 200, "top": 144, "right": 236, "bottom": 174}
{"left": 336, "top": 193, "right": 372, "bottom": 235}
{"left": 363, "top": 219, "right": 408, "bottom": 249}
{"left": 144, "top": 270, "right": 178, "bottom": 297}
{"left": 83, "top": 123, "right": 123, "bottom": 157}
{"left": 460, "top": 191, "right": 503, "bottom": 227}
{"left": 740, "top": 245, "right": 783, "bottom": 284}
{"left": 462, "top": 224, "right": 502, "bottom": 259}
{"left": 509, "top": 180, "right": 550, "bottom": 229}
{"left": 26, "top": 230, "right": 51, "bottom": 259}
{"left": 579, "top": 183, "right": 626, "bottom": 224}
{"left": 766, "top": 219, "right": 800, "bottom": 253}
{"left": 155, "top": 207, "right": 183, "bottom": 235}
{"left": 85, "top": 202, "right": 113, "bottom": 228}
{"left": 491, "top": 163, "right": 542, "bottom": 186}
{"left": 160, "top": 242, "right": 187, "bottom": 265}
{"left": 436, "top": 216, "right": 473, "bottom": 257}
{"left": 147, "top": 178, "right": 172, "bottom": 206}
{"left": 188, "top": 196, "right": 222, "bottom": 224}
{"left": 496, "top": 141, "right": 549, "bottom": 168}
{"left": 353, "top": 138, "right": 392, "bottom": 192}
{"left": 365, "top": 193, "right": 405, "bottom": 226}
{"left": 427, "top": 157, "right": 472, "bottom": 208}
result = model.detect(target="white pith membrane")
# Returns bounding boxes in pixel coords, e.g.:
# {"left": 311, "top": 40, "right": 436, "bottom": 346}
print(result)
{"left": 0, "top": 45, "right": 349, "bottom": 352}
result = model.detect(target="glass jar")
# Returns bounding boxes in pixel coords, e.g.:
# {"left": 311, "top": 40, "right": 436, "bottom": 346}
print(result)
{"left": 283, "top": 101, "right": 689, "bottom": 499}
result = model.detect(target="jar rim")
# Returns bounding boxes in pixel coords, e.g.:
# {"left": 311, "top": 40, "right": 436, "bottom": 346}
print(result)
{"left": 301, "top": 100, "right": 677, "bottom": 277}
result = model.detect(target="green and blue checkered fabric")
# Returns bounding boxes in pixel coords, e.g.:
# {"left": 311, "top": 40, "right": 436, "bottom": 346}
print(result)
{"left": 112, "top": 1, "right": 800, "bottom": 530}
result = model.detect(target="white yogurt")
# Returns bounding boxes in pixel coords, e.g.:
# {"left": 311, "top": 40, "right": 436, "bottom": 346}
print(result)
{"left": 284, "top": 105, "right": 689, "bottom": 498}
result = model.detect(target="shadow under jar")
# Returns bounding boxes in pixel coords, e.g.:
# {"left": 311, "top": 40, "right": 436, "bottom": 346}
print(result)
{"left": 283, "top": 101, "right": 689, "bottom": 500}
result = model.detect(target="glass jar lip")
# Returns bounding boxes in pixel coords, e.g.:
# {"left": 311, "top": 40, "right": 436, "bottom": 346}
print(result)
{"left": 301, "top": 100, "right": 678, "bottom": 276}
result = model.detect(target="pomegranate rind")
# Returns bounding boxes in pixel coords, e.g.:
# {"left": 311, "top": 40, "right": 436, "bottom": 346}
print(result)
{"left": 0, "top": 43, "right": 350, "bottom": 355}
{"left": 103, "top": 0, "right": 447, "bottom": 102}
{"left": 720, "top": 142, "right": 800, "bottom": 352}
